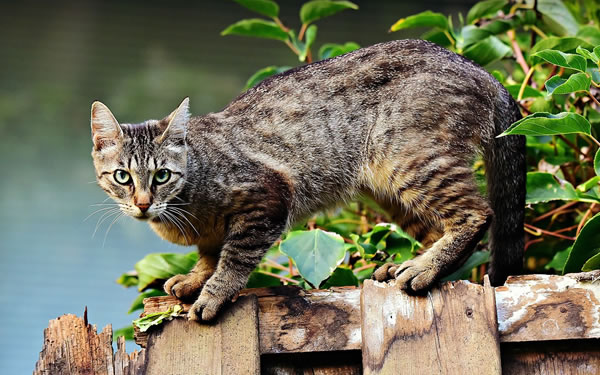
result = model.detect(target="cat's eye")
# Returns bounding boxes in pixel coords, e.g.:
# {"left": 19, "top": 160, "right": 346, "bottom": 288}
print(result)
{"left": 154, "top": 169, "right": 171, "bottom": 185}
{"left": 114, "top": 170, "right": 132, "bottom": 185}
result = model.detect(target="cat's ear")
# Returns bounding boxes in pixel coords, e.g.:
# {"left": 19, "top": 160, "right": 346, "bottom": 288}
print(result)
{"left": 159, "top": 97, "right": 190, "bottom": 143}
{"left": 90, "top": 101, "right": 123, "bottom": 151}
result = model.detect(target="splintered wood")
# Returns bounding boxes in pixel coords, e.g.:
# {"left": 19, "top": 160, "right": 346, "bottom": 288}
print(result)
{"left": 361, "top": 278, "right": 501, "bottom": 375}
{"left": 36, "top": 272, "right": 600, "bottom": 374}
{"left": 34, "top": 314, "right": 145, "bottom": 375}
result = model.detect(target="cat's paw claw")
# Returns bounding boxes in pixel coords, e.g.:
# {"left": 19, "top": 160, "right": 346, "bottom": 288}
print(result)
{"left": 372, "top": 263, "right": 399, "bottom": 282}
{"left": 188, "top": 292, "right": 226, "bottom": 322}
{"left": 394, "top": 259, "right": 439, "bottom": 293}
{"left": 164, "top": 274, "right": 204, "bottom": 302}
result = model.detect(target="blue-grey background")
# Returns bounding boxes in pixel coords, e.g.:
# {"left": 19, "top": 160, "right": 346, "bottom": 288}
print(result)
{"left": 0, "top": 1, "right": 474, "bottom": 373}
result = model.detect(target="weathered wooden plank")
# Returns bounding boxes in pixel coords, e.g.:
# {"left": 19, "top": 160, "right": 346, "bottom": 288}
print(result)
{"left": 144, "top": 295, "right": 260, "bottom": 375}
{"left": 34, "top": 314, "right": 115, "bottom": 375}
{"left": 114, "top": 336, "right": 146, "bottom": 375}
{"left": 261, "top": 351, "right": 362, "bottom": 374}
{"left": 496, "top": 271, "right": 600, "bottom": 343}
{"left": 139, "top": 286, "right": 362, "bottom": 354}
{"left": 502, "top": 340, "right": 600, "bottom": 374}
{"left": 138, "top": 272, "right": 600, "bottom": 354}
{"left": 361, "top": 278, "right": 501, "bottom": 375}
{"left": 253, "top": 286, "right": 361, "bottom": 354}
{"left": 34, "top": 313, "right": 145, "bottom": 375}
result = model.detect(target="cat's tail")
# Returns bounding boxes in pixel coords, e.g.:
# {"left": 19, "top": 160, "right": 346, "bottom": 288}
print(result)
{"left": 485, "top": 88, "right": 526, "bottom": 286}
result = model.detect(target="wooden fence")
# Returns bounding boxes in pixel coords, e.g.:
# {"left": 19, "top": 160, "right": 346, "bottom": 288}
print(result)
{"left": 35, "top": 271, "right": 600, "bottom": 374}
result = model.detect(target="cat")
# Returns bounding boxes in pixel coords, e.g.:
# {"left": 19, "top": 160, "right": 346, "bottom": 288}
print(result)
{"left": 90, "top": 39, "right": 525, "bottom": 321}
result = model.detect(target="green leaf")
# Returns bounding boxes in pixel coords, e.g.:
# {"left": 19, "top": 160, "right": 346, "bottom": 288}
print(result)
{"left": 133, "top": 305, "right": 182, "bottom": 333}
{"left": 221, "top": 19, "right": 288, "bottom": 41}
{"left": 457, "top": 25, "right": 492, "bottom": 50}
{"left": 525, "top": 172, "right": 578, "bottom": 204}
{"left": 280, "top": 229, "right": 346, "bottom": 288}
{"left": 116, "top": 271, "right": 138, "bottom": 288}
{"left": 505, "top": 84, "right": 543, "bottom": 99}
{"left": 577, "top": 26, "right": 600, "bottom": 45}
{"left": 349, "top": 233, "right": 377, "bottom": 259}
{"left": 422, "top": 29, "right": 453, "bottom": 48}
{"left": 463, "top": 35, "right": 512, "bottom": 66}
{"left": 246, "top": 270, "right": 282, "bottom": 288}
{"left": 564, "top": 213, "right": 600, "bottom": 273}
{"left": 499, "top": 112, "right": 591, "bottom": 137}
{"left": 363, "top": 223, "right": 395, "bottom": 246}
{"left": 442, "top": 251, "right": 490, "bottom": 281}
{"left": 466, "top": 0, "right": 508, "bottom": 24}
{"left": 595, "top": 149, "right": 600, "bottom": 177}
{"left": 321, "top": 267, "right": 359, "bottom": 288}
{"left": 244, "top": 65, "right": 291, "bottom": 90}
{"left": 595, "top": 46, "right": 600, "bottom": 61}
{"left": 582, "top": 252, "right": 600, "bottom": 271}
{"left": 530, "top": 37, "right": 593, "bottom": 55}
{"left": 233, "top": 0, "right": 279, "bottom": 18}
{"left": 479, "top": 19, "right": 514, "bottom": 35}
{"left": 577, "top": 176, "right": 600, "bottom": 193}
{"left": 385, "top": 232, "right": 417, "bottom": 262}
{"left": 531, "top": 50, "right": 587, "bottom": 72}
{"left": 135, "top": 252, "right": 198, "bottom": 291}
{"left": 537, "top": 0, "right": 579, "bottom": 36}
{"left": 491, "top": 70, "right": 505, "bottom": 83}
{"left": 300, "top": 0, "right": 358, "bottom": 24}
{"left": 113, "top": 325, "right": 134, "bottom": 341}
{"left": 299, "top": 25, "right": 318, "bottom": 62}
{"left": 127, "top": 289, "right": 166, "bottom": 314}
{"left": 545, "top": 247, "right": 571, "bottom": 272}
{"left": 545, "top": 73, "right": 592, "bottom": 96}
{"left": 577, "top": 46, "right": 599, "bottom": 64}
{"left": 318, "top": 42, "right": 359, "bottom": 60}
{"left": 390, "top": 11, "right": 448, "bottom": 32}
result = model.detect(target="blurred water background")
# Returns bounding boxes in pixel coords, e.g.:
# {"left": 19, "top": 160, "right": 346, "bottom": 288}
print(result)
{"left": 0, "top": 0, "right": 474, "bottom": 373}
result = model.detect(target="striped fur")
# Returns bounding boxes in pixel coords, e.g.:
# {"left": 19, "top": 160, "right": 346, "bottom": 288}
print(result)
{"left": 91, "top": 40, "right": 525, "bottom": 321}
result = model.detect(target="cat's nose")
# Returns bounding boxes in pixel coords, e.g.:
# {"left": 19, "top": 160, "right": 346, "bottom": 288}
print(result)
{"left": 136, "top": 203, "right": 150, "bottom": 213}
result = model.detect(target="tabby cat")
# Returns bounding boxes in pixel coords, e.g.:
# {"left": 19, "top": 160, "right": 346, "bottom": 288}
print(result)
{"left": 91, "top": 39, "right": 525, "bottom": 321}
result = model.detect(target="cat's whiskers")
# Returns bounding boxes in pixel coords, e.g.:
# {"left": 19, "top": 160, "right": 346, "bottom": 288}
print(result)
{"left": 84, "top": 206, "right": 120, "bottom": 222}
{"left": 160, "top": 211, "right": 190, "bottom": 245}
{"left": 92, "top": 209, "right": 121, "bottom": 238}
{"left": 103, "top": 212, "right": 125, "bottom": 247}
{"left": 167, "top": 206, "right": 200, "bottom": 236}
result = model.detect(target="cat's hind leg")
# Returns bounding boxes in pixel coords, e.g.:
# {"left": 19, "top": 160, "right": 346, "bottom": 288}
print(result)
{"left": 371, "top": 199, "right": 444, "bottom": 282}
{"left": 373, "top": 159, "right": 492, "bottom": 292}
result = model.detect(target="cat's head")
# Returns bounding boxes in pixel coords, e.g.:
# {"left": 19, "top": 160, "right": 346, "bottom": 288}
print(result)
{"left": 90, "top": 98, "right": 190, "bottom": 221}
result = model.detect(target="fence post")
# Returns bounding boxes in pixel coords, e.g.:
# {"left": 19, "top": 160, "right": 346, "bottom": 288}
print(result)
{"left": 361, "top": 277, "right": 501, "bottom": 375}
{"left": 144, "top": 295, "right": 260, "bottom": 375}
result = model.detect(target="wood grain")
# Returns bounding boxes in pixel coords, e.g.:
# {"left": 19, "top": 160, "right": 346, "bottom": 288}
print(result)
{"left": 114, "top": 336, "right": 146, "bottom": 375}
{"left": 496, "top": 271, "right": 600, "bottom": 342}
{"left": 144, "top": 295, "right": 260, "bottom": 375}
{"left": 138, "top": 286, "right": 361, "bottom": 354}
{"left": 361, "top": 278, "right": 501, "bottom": 375}
{"left": 502, "top": 340, "right": 600, "bottom": 374}
{"left": 253, "top": 286, "right": 361, "bottom": 354}
{"left": 261, "top": 351, "right": 362, "bottom": 374}
{"left": 138, "top": 273, "right": 600, "bottom": 353}
{"left": 34, "top": 313, "right": 145, "bottom": 375}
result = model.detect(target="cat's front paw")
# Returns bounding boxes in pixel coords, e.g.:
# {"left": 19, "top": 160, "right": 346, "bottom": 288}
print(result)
{"left": 393, "top": 257, "right": 440, "bottom": 293}
{"left": 188, "top": 290, "right": 228, "bottom": 322}
{"left": 372, "top": 263, "right": 399, "bottom": 282}
{"left": 164, "top": 273, "right": 205, "bottom": 302}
